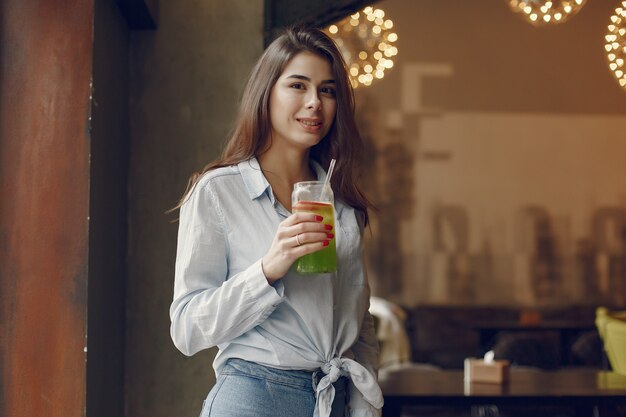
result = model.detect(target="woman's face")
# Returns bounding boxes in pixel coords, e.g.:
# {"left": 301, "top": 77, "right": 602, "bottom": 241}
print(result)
{"left": 268, "top": 52, "right": 337, "bottom": 153}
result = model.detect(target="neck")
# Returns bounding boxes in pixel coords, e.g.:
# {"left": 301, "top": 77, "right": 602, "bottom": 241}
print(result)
{"left": 257, "top": 147, "right": 316, "bottom": 211}
{"left": 257, "top": 148, "right": 316, "bottom": 186}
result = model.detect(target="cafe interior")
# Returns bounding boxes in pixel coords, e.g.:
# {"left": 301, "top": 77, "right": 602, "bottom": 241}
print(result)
{"left": 2, "top": 0, "right": 626, "bottom": 417}
{"left": 345, "top": 1, "right": 626, "bottom": 416}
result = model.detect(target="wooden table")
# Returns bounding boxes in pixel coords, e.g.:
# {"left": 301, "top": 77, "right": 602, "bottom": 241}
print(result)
{"left": 379, "top": 365, "right": 626, "bottom": 417}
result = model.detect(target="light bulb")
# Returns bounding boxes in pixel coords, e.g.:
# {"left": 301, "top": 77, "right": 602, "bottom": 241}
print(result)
{"left": 325, "top": 7, "right": 397, "bottom": 88}
{"left": 606, "top": 2, "right": 626, "bottom": 91}
{"left": 507, "top": 0, "right": 587, "bottom": 26}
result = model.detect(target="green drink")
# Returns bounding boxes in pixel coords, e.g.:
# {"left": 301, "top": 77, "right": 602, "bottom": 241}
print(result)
{"left": 292, "top": 182, "right": 337, "bottom": 274}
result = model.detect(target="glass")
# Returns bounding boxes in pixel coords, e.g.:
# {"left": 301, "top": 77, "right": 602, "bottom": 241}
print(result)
{"left": 291, "top": 181, "right": 337, "bottom": 274}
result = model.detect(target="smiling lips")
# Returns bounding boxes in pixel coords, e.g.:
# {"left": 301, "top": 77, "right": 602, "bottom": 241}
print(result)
{"left": 297, "top": 117, "right": 323, "bottom": 132}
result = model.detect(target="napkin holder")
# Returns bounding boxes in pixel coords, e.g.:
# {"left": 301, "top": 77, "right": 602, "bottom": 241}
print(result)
{"left": 464, "top": 354, "right": 509, "bottom": 384}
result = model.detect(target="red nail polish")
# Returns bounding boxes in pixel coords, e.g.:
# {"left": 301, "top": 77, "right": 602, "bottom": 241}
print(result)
{"left": 325, "top": 225, "right": 333, "bottom": 230}
{"left": 315, "top": 215, "right": 323, "bottom": 221}
{"left": 323, "top": 240, "right": 330, "bottom": 247}
{"left": 327, "top": 233, "right": 334, "bottom": 239}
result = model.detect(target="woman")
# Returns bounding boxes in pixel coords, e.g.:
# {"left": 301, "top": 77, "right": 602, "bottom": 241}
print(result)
{"left": 170, "top": 26, "right": 383, "bottom": 417}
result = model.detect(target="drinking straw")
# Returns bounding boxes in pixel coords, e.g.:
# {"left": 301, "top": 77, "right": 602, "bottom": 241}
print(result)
{"left": 325, "top": 158, "right": 336, "bottom": 186}
{"left": 321, "top": 158, "right": 336, "bottom": 200}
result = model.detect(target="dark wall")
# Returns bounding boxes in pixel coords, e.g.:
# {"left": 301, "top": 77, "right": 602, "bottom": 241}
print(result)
{"left": 264, "top": 0, "right": 379, "bottom": 44}
{"left": 0, "top": 0, "right": 94, "bottom": 416}
{"left": 126, "top": 2, "right": 263, "bottom": 416}
{"left": 87, "top": 0, "right": 130, "bottom": 416}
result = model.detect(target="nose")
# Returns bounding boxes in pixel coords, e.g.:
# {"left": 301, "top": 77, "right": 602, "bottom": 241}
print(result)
{"left": 306, "top": 91, "right": 321, "bottom": 111}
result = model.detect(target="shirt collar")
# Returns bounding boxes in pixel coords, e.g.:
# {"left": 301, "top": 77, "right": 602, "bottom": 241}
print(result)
{"left": 238, "top": 157, "right": 269, "bottom": 200}
{"left": 237, "top": 157, "right": 345, "bottom": 217}
{"left": 238, "top": 157, "right": 327, "bottom": 200}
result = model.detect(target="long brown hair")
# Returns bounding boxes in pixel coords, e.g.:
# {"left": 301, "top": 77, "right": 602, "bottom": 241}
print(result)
{"left": 176, "top": 26, "right": 371, "bottom": 225}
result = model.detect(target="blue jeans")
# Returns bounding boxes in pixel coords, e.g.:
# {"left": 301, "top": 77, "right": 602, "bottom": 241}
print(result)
{"left": 200, "top": 358, "right": 347, "bottom": 417}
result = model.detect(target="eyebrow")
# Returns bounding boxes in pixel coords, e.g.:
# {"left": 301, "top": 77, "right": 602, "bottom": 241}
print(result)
{"left": 285, "top": 74, "right": 336, "bottom": 84}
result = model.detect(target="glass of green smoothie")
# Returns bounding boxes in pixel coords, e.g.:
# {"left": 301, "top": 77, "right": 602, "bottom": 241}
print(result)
{"left": 292, "top": 181, "right": 337, "bottom": 274}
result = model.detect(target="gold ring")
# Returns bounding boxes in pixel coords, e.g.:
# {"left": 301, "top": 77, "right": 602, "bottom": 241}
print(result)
{"left": 295, "top": 234, "right": 302, "bottom": 246}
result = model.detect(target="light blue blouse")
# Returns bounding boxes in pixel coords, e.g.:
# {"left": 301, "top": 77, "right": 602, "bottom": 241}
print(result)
{"left": 170, "top": 157, "right": 383, "bottom": 417}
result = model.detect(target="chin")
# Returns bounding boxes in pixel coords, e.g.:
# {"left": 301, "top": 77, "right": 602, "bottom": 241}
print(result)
{"left": 295, "top": 135, "right": 325, "bottom": 149}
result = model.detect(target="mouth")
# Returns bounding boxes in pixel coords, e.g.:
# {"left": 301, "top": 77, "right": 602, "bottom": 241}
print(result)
{"left": 296, "top": 118, "right": 323, "bottom": 132}
{"left": 297, "top": 118, "right": 322, "bottom": 126}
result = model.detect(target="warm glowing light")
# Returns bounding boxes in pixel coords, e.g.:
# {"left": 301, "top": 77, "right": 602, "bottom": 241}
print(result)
{"left": 606, "top": 2, "right": 626, "bottom": 92}
{"left": 507, "top": 0, "right": 587, "bottom": 26}
{"left": 324, "top": 7, "right": 398, "bottom": 88}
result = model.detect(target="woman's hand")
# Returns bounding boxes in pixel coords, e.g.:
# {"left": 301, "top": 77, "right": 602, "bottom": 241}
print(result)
{"left": 261, "top": 212, "right": 334, "bottom": 283}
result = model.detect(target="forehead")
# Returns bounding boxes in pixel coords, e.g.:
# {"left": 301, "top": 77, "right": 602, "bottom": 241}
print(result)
{"left": 279, "top": 52, "right": 334, "bottom": 80}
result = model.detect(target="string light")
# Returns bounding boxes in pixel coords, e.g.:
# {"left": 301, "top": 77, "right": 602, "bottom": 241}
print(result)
{"left": 507, "top": 0, "right": 587, "bottom": 26}
{"left": 325, "top": 6, "right": 398, "bottom": 88}
{"left": 605, "top": 1, "right": 626, "bottom": 90}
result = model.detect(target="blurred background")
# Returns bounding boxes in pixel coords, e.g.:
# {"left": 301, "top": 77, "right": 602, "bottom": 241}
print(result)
{"left": 1, "top": 1, "right": 625, "bottom": 417}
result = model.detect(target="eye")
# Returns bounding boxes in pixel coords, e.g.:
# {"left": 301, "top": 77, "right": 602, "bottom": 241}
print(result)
{"left": 290, "top": 82, "right": 305, "bottom": 90}
{"left": 320, "top": 86, "right": 336, "bottom": 97}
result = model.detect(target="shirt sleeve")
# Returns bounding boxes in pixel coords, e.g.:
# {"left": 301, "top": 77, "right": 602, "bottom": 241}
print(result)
{"left": 348, "top": 261, "right": 383, "bottom": 415}
{"left": 348, "top": 311, "right": 383, "bottom": 416}
{"left": 169, "top": 179, "right": 284, "bottom": 356}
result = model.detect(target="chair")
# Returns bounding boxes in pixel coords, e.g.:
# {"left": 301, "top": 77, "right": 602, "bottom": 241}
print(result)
{"left": 369, "top": 297, "right": 411, "bottom": 368}
{"left": 492, "top": 331, "right": 561, "bottom": 369}
{"left": 596, "top": 307, "right": 626, "bottom": 375}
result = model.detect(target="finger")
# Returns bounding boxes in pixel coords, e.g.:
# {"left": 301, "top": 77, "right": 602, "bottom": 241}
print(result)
{"left": 282, "top": 212, "right": 324, "bottom": 226}
{"left": 292, "top": 240, "right": 330, "bottom": 257}
{"left": 294, "top": 231, "right": 334, "bottom": 246}
{"left": 287, "top": 222, "right": 333, "bottom": 237}
{"left": 275, "top": 218, "right": 324, "bottom": 241}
